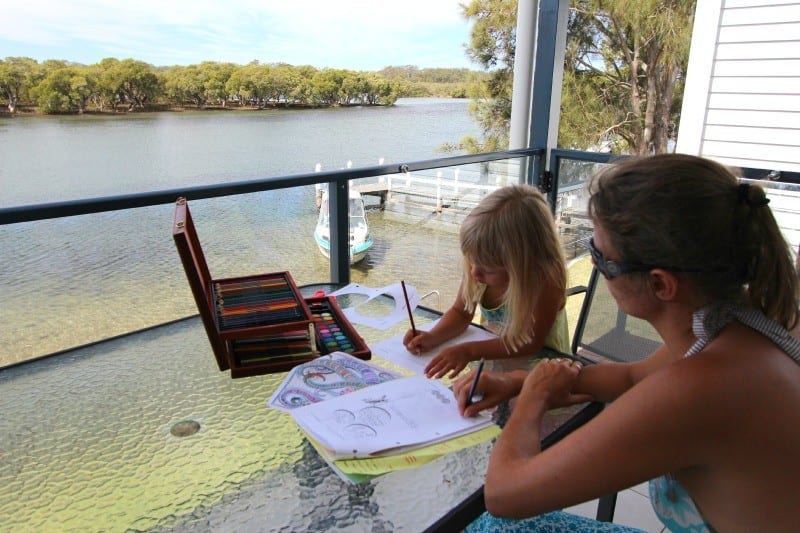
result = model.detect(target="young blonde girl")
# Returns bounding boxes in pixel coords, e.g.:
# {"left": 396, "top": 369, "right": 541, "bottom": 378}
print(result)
{"left": 403, "top": 184, "right": 570, "bottom": 379}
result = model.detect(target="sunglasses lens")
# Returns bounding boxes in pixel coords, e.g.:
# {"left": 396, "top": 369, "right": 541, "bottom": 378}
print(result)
{"left": 588, "top": 239, "right": 608, "bottom": 277}
{"left": 606, "top": 262, "right": 622, "bottom": 278}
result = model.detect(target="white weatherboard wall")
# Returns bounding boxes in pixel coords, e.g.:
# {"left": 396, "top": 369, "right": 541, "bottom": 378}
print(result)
{"left": 678, "top": 0, "right": 800, "bottom": 262}
{"left": 677, "top": 0, "right": 800, "bottom": 172}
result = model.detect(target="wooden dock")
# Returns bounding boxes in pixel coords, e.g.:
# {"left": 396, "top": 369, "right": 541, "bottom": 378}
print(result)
{"left": 349, "top": 172, "right": 499, "bottom": 217}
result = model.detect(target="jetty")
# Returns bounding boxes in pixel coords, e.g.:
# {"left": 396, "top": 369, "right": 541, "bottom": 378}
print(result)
{"left": 313, "top": 160, "right": 600, "bottom": 255}
{"left": 315, "top": 161, "right": 508, "bottom": 223}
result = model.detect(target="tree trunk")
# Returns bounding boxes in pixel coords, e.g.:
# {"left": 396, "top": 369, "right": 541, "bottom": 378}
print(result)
{"left": 655, "top": 64, "right": 678, "bottom": 154}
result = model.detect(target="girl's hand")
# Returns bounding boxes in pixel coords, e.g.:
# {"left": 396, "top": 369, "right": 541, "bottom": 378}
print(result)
{"left": 403, "top": 330, "right": 436, "bottom": 354}
{"left": 424, "top": 346, "right": 471, "bottom": 379}
{"left": 519, "top": 357, "right": 593, "bottom": 409}
{"left": 453, "top": 369, "right": 518, "bottom": 417}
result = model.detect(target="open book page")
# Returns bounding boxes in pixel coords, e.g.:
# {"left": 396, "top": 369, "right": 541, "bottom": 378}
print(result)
{"left": 291, "top": 375, "right": 494, "bottom": 459}
{"left": 370, "top": 319, "right": 499, "bottom": 375}
{"left": 268, "top": 352, "right": 402, "bottom": 412}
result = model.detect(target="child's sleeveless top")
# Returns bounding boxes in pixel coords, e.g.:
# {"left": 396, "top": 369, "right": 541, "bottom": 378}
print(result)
{"left": 649, "top": 302, "right": 800, "bottom": 533}
{"left": 477, "top": 285, "right": 571, "bottom": 372}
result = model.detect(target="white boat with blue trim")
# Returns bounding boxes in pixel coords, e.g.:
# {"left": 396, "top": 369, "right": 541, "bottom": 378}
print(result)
{"left": 314, "top": 189, "right": 373, "bottom": 264}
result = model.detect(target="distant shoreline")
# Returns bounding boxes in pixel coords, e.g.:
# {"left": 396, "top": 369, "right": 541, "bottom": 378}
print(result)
{"left": 0, "top": 100, "right": 405, "bottom": 118}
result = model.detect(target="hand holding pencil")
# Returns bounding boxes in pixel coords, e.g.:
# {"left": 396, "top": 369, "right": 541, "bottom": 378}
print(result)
{"left": 453, "top": 364, "right": 523, "bottom": 417}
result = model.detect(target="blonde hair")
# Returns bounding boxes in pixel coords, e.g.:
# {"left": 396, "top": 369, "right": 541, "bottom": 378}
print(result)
{"left": 589, "top": 153, "right": 799, "bottom": 329}
{"left": 459, "top": 184, "right": 567, "bottom": 352}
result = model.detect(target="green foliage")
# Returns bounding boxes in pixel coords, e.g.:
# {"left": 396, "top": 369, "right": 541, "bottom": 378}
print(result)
{"left": 457, "top": 0, "right": 695, "bottom": 155}
{"left": 445, "top": 0, "right": 518, "bottom": 153}
{"left": 564, "top": 0, "right": 695, "bottom": 154}
{"left": 29, "top": 65, "right": 97, "bottom": 113}
{"left": 378, "top": 66, "right": 482, "bottom": 99}
{"left": 2, "top": 57, "right": 477, "bottom": 114}
{"left": 0, "top": 57, "right": 41, "bottom": 112}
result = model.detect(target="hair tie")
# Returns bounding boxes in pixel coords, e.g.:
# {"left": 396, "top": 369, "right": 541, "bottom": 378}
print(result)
{"left": 737, "top": 183, "right": 770, "bottom": 208}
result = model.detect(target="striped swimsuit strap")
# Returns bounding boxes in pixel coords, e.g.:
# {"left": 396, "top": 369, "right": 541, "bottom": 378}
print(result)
{"left": 685, "top": 302, "right": 800, "bottom": 363}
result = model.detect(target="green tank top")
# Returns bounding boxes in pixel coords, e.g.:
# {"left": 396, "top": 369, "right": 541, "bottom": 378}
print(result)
{"left": 477, "top": 289, "right": 571, "bottom": 372}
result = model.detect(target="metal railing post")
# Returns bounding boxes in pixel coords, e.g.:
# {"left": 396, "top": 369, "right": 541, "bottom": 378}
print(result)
{"left": 328, "top": 178, "right": 350, "bottom": 285}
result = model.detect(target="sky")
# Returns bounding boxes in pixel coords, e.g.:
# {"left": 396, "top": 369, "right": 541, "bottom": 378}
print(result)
{"left": 0, "top": 0, "right": 476, "bottom": 71}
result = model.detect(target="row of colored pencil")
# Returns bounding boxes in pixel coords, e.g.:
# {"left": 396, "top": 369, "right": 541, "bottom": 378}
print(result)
{"left": 231, "top": 327, "right": 316, "bottom": 366}
{"left": 213, "top": 277, "right": 303, "bottom": 330}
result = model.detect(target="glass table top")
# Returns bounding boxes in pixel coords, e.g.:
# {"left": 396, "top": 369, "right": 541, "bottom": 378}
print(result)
{"left": 0, "top": 285, "right": 594, "bottom": 531}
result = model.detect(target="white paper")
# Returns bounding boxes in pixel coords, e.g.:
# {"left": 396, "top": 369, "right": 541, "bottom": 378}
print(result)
{"left": 268, "top": 352, "right": 402, "bottom": 412}
{"left": 291, "top": 375, "right": 493, "bottom": 459}
{"left": 370, "top": 319, "right": 499, "bottom": 375}
{"left": 328, "top": 282, "right": 421, "bottom": 330}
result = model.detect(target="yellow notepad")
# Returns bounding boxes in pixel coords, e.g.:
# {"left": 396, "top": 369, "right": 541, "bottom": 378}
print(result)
{"left": 304, "top": 423, "right": 500, "bottom": 480}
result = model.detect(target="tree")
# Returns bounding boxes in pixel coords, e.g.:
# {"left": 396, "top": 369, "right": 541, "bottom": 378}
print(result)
{"left": 4, "top": 57, "right": 433, "bottom": 114}
{"left": 563, "top": 0, "right": 694, "bottom": 154}
{"left": 264, "top": 64, "right": 302, "bottom": 106}
{"left": 104, "top": 59, "right": 160, "bottom": 110}
{"left": 0, "top": 57, "right": 40, "bottom": 113}
{"left": 94, "top": 58, "right": 122, "bottom": 111}
{"left": 68, "top": 65, "right": 97, "bottom": 113}
{"left": 451, "top": 0, "right": 517, "bottom": 153}
{"left": 163, "top": 64, "right": 209, "bottom": 108}
{"left": 225, "top": 64, "right": 258, "bottom": 106}
{"left": 457, "top": 0, "right": 695, "bottom": 155}
{"left": 311, "top": 69, "right": 347, "bottom": 106}
{"left": 203, "top": 62, "right": 236, "bottom": 106}
{"left": 29, "top": 65, "right": 97, "bottom": 114}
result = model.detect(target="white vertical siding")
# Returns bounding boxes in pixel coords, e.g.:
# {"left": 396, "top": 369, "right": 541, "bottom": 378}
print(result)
{"left": 677, "top": 0, "right": 800, "bottom": 173}
{"left": 678, "top": 1, "right": 800, "bottom": 265}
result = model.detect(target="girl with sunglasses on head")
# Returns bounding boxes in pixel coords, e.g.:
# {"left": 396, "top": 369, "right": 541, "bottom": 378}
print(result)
{"left": 456, "top": 153, "right": 800, "bottom": 532}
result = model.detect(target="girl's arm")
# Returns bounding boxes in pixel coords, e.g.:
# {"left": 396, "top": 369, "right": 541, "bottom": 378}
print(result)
{"left": 453, "top": 368, "right": 530, "bottom": 414}
{"left": 425, "top": 280, "right": 564, "bottom": 379}
{"left": 404, "top": 283, "right": 472, "bottom": 352}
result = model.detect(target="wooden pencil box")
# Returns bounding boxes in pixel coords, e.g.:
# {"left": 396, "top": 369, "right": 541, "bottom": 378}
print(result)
{"left": 172, "top": 197, "right": 316, "bottom": 377}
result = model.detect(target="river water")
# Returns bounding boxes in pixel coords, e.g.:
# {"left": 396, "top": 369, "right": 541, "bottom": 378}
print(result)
{"left": 0, "top": 98, "right": 484, "bottom": 365}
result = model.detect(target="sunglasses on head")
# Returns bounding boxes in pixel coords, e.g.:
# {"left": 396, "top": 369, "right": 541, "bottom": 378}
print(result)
{"left": 587, "top": 238, "right": 666, "bottom": 279}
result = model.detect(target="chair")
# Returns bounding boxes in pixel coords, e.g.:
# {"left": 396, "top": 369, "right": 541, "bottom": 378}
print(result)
{"left": 571, "top": 268, "right": 662, "bottom": 363}
{"left": 570, "top": 267, "right": 661, "bottom": 522}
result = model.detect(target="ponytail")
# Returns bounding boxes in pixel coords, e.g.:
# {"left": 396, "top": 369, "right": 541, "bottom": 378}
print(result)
{"left": 739, "top": 183, "right": 799, "bottom": 329}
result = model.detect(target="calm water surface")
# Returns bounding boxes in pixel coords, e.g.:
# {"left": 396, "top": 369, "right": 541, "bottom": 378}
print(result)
{"left": 0, "top": 98, "right": 476, "bottom": 205}
{"left": 0, "top": 99, "right": 480, "bottom": 365}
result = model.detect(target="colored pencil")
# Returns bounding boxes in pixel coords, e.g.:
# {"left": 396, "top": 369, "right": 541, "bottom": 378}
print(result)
{"left": 401, "top": 280, "right": 417, "bottom": 336}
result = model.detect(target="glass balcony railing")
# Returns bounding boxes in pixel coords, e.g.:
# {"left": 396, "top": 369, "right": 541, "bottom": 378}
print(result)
{"left": 3, "top": 147, "right": 796, "bottom": 371}
{"left": 0, "top": 149, "right": 542, "bottom": 367}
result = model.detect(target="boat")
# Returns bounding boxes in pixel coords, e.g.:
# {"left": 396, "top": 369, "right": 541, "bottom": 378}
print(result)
{"left": 314, "top": 188, "right": 373, "bottom": 263}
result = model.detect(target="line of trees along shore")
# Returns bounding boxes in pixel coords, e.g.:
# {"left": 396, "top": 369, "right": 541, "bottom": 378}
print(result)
{"left": 0, "top": 58, "right": 482, "bottom": 115}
